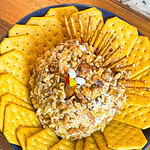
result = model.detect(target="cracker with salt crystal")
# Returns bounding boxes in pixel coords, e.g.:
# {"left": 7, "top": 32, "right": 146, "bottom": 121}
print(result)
{"left": 84, "top": 135, "right": 99, "bottom": 150}
{"left": 0, "top": 74, "right": 30, "bottom": 104}
{"left": 101, "top": 16, "right": 138, "bottom": 60}
{"left": 8, "top": 24, "right": 45, "bottom": 56}
{"left": 0, "top": 94, "right": 33, "bottom": 132}
{"left": 132, "top": 67, "right": 150, "bottom": 87}
{"left": 70, "top": 7, "right": 104, "bottom": 41}
{"left": 3, "top": 103, "right": 41, "bottom": 145}
{"left": 124, "top": 36, "right": 150, "bottom": 78}
{"left": 114, "top": 102, "right": 150, "bottom": 129}
{"left": 103, "top": 120, "right": 147, "bottom": 149}
{"left": 26, "top": 16, "right": 63, "bottom": 51}
{"left": 17, "top": 126, "right": 42, "bottom": 150}
{"left": 0, "top": 50, "right": 30, "bottom": 86}
{"left": 75, "top": 138, "right": 84, "bottom": 150}
{"left": 45, "top": 6, "right": 78, "bottom": 41}
{"left": 26, "top": 128, "right": 59, "bottom": 150}
{"left": 50, "top": 139, "right": 75, "bottom": 150}
{"left": 0, "top": 35, "right": 38, "bottom": 71}
{"left": 92, "top": 130, "right": 112, "bottom": 150}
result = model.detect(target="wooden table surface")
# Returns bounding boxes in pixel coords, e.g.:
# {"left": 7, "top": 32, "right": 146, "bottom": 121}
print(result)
{"left": 0, "top": 0, "right": 150, "bottom": 150}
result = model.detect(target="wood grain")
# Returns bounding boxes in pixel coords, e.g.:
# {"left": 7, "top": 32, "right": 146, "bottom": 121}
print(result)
{"left": 0, "top": 132, "right": 14, "bottom": 150}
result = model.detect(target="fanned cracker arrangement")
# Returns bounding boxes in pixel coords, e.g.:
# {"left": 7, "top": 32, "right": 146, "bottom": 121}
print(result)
{"left": 0, "top": 5, "right": 149, "bottom": 150}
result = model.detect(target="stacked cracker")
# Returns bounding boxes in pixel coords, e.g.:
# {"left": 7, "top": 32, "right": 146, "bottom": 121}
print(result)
{"left": 0, "top": 5, "right": 149, "bottom": 150}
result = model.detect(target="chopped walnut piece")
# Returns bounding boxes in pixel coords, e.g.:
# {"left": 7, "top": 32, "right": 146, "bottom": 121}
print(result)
{"left": 78, "top": 63, "right": 90, "bottom": 73}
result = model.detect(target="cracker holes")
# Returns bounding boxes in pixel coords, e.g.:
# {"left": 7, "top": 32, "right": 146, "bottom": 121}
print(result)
{"left": 53, "top": 24, "right": 56, "bottom": 27}
{"left": 36, "top": 34, "right": 39, "bottom": 36}
{"left": 16, "top": 33, "right": 18, "bottom": 35}
{"left": 26, "top": 33, "right": 29, "bottom": 35}
{"left": 44, "top": 45, "right": 47, "bottom": 48}
{"left": 27, "top": 43, "right": 29, "bottom": 45}
{"left": 48, "top": 30, "right": 51, "bottom": 32}
{"left": 128, "top": 105, "right": 131, "bottom": 108}
{"left": 137, "top": 108, "right": 140, "bottom": 111}
{"left": 84, "top": 18, "right": 87, "bottom": 20}
{"left": 143, "top": 48, "right": 146, "bottom": 52}
{"left": 6, "top": 46, "right": 9, "bottom": 48}
{"left": 43, "top": 25, "right": 45, "bottom": 27}
{"left": 36, "top": 44, "right": 38, "bottom": 47}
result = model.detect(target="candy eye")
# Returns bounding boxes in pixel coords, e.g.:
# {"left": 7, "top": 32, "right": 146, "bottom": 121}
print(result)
{"left": 75, "top": 77, "right": 86, "bottom": 85}
{"left": 68, "top": 69, "right": 76, "bottom": 78}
